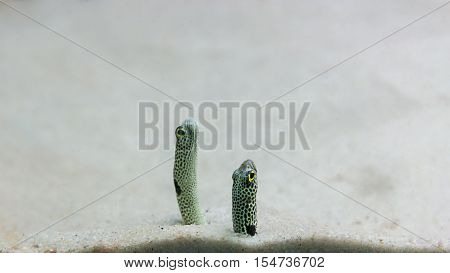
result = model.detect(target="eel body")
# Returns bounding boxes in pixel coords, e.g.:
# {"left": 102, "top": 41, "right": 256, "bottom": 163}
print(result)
{"left": 232, "top": 159, "right": 258, "bottom": 236}
{"left": 173, "top": 118, "right": 204, "bottom": 224}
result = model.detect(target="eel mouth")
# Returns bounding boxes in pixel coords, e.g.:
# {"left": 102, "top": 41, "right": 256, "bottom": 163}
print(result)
{"left": 182, "top": 118, "right": 198, "bottom": 130}
{"left": 240, "top": 159, "right": 257, "bottom": 173}
{"left": 177, "top": 118, "right": 198, "bottom": 150}
{"left": 182, "top": 118, "right": 198, "bottom": 139}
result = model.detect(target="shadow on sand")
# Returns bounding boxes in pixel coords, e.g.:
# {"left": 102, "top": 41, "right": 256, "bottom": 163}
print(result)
{"left": 89, "top": 237, "right": 442, "bottom": 253}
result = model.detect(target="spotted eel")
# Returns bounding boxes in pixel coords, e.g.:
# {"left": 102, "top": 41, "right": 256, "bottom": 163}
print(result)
{"left": 232, "top": 159, "right": 258, "bottom": 236}
{"left": 173, "top": 118, "right": 204, "bottom": 224}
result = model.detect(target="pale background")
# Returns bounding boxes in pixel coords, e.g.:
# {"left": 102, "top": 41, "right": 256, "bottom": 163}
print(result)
{"left": 0, "top": 0, "right": 449, "bottom": 252}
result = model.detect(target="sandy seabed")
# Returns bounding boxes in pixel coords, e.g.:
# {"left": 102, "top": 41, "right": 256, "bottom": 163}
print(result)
{"left": 1, "top": 0, "right": 449, "bottom": 252}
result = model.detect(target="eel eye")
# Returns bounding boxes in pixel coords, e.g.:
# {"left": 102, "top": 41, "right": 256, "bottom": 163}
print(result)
{"left": 248, "top": 171, "right": 256, "bottom": 182}
{"left": 176, "top": 127, "right": 186, "bottom": 138}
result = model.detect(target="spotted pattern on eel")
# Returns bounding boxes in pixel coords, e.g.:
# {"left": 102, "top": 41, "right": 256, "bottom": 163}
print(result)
{"left": 173, "top": 118, "right": 204, "bottom": 225}
{"left": 232, "top": 159, "right": 258, "bottom": 236}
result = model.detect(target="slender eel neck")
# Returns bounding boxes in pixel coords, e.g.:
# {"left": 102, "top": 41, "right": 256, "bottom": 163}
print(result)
{"left": 174, "top": 142, "right": 197, "bottom": 192}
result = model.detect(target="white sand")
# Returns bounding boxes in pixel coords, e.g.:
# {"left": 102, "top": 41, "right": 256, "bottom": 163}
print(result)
{"left": 1, "top": 0, "right": 449, "bottom": 252}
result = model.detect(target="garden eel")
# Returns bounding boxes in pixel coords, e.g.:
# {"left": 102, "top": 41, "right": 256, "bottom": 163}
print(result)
{"left": 232, "top": 159, "right": 258, "bottom": 236}
{"left": 173, "top": 118, "right": 205, "bottom": 225}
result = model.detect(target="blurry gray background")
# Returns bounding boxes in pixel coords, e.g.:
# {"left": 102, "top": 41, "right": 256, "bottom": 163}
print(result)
{"left": 0, "top": 0, "right": 449, "bottom": 252}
